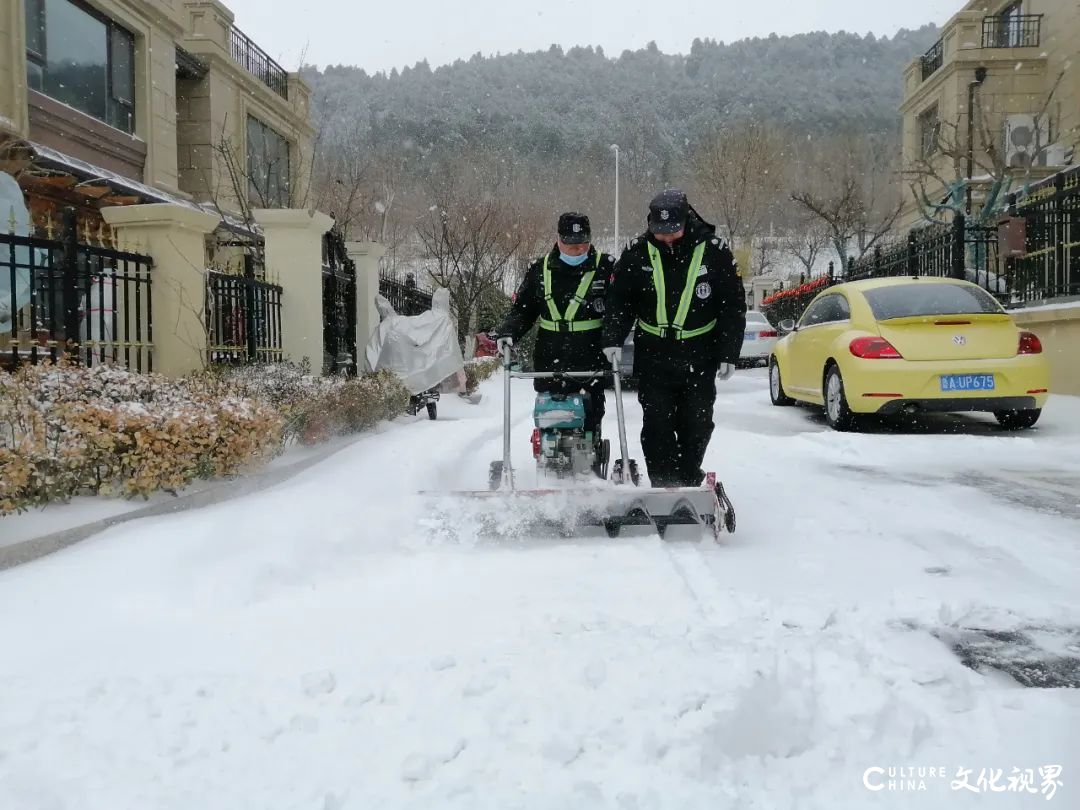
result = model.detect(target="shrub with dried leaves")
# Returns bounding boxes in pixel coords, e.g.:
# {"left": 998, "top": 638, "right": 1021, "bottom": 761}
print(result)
{"left": 0, "top": 361, "right": 282, "bottom": 515}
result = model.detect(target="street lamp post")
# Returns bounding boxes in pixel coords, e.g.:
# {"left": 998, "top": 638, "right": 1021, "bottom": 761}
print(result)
{"left": 610, "top": 143, "right": 619, "bottom": 254}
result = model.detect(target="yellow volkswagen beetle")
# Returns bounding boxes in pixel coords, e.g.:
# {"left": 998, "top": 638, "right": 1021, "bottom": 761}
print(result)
{"left": 768, "top": 277, "right": 1050, "bottom": 431}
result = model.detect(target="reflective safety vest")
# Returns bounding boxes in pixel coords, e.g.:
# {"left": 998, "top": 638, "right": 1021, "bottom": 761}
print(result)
{"left": 637, "top": 241, "right": 717, "bottom": 340}
{"left": 538, "top": 252, "right": 604, "bottom": 332}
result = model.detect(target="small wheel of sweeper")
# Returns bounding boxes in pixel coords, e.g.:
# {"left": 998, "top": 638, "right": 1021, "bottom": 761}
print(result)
{"left": 427, "top": 401, "right": 437, "bottom": 420}
{"left": 715, "top": 482, "right": 736, "bottom": 534}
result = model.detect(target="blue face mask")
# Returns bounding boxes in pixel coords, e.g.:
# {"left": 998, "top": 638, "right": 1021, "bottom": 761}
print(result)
{"left": 560, "top": 251, "right": 590, "bottom": 266}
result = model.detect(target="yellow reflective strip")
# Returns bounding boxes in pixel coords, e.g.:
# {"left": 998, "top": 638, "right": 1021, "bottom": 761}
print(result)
{"left": 676, "top": 319, "right": 716, "bottom": 339}
{"left": 638, "top": 321, "right": 664, "bottom": 337}
{"left": 539, "top": 318, "right": 602, "bottom": 332}
{"left": 673, "top": 242, "right": 707, "bottom": 330}
{"left": 647, "top": 242, "right": 668, "bottom": 327}
{"left": 563, "top": 270, "right": 596, "bottom": 322}
{"left": 570, "top": 319, "right": 602, "bottom": 331}
{"left": 542, "top": 255, "right": 561, "bottom": 322}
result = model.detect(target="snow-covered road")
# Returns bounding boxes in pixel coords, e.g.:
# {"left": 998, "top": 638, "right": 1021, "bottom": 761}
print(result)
{"left": 2, "top": 370, "right": 1079, "bottom": 809}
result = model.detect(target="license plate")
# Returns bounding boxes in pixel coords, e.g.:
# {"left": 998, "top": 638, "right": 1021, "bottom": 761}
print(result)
{"left": 744, "top": 331, "right": 756, "bottom": 340}
{"left": 940, "top": 374, "right": 995, "bottom": 392}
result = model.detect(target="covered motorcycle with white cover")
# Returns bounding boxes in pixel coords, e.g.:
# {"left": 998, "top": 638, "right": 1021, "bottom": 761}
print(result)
{"left": 364, "top": 287, "right": 465, "bottom": 420}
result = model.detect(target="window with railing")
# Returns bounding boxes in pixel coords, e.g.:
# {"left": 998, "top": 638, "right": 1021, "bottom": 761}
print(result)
{"left": 921, "top": 38, "right": 943, "bottom": 81}
{"left": 24, "top": 0, "right": 135, "bottom": 133}
{"left": 229, "top": 25, "right": 288, "bottom": 99}
{"left": 982, "top": 10, "right": 1041, "bottom": 48}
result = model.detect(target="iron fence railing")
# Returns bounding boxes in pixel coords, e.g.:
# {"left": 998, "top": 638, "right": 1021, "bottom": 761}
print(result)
{"left": 982, "top": 14, "right": 1042, "bottom": 49}
{"left": 762, "top": 166, "right": 1080, "bottom": 324}
{"left": 229, "top": 25, "right": 288, "bottom": 99}
{"left": 205, "top": 260, "right": 283, "bottom": 366}
{"left": 921, "top": 38, "right": 944, "bottom": 80}
{"left": 762, "top": 216, "right": 1004, "bottom": 324}
{"left": 379, "top": 268, "right": 433, "bottom": 315}
{"left": 1006, "top": 165, "right": 1080, "bottom": 304}
{"left": 322, "top": 231, "right": 357, "bottom": 375}
{"left": 2, "top": 208, "right": 153, "bottom": 372}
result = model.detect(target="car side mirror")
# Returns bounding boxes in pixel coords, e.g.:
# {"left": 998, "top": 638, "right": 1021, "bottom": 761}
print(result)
{"left": 779, "top": 319, "right": 796, "bottom": 334}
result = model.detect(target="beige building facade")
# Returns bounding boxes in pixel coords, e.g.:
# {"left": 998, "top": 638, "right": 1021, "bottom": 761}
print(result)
{"left": 899, "top": 0, "right": 1079, "bottom": 229}
{"left": 0, "top": 0, "right": 313, "bottom": 228}
{"left": 0, "top": 0, "right": 394, "bottom": 380}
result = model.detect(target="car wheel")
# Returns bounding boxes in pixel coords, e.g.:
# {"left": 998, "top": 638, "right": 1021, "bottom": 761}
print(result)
{"left": 769, "top": 357, "right": 794, "bottom": 406}
{"left": 995, "top": 408, "right": 1041, "bottom": 430}
{"left": 823, "top": 365, "right": 858, "bottom": 431}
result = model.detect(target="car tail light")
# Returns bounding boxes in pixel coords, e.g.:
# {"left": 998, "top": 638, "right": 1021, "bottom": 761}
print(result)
{"left": 530, "top": 428, "right": 541, "bottom": 458}
{"left": 759, "top": 330, "right": 778, "bottom": 338}
{"left": 849, "top": 336, "right": 903, "bottom": 359}
{"left": 1018, "top": 331, "right": 1043, "bottom": 355}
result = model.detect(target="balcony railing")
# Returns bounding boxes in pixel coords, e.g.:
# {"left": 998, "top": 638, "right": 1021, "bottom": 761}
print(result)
{"left": 921, "top": 38, "right": 944, "bottom": 81}
{"left": 229, "top": 25, "right": 288, "bottom": 100}
{"left": 982, "top": 14, "right": 1042, "bottom": 49}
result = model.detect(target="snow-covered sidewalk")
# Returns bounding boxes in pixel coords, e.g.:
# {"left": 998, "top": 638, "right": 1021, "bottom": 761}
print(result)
{"left": 1, "top": 370, "right": 1078, "bottom": 809}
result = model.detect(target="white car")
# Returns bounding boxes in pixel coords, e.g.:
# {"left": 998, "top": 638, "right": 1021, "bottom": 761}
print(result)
{"left": 739, "top": 311, "right": 779, "bottom": 367}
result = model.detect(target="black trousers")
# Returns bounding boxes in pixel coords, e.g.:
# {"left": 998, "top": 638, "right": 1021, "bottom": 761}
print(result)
{"left": 636, "top": 366, "right": 717, "bottom": 488}
{"left": 535, "top": 377, "right": 606, "bottom": 439}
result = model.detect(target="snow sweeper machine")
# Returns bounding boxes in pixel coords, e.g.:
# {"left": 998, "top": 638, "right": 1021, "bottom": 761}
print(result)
{"left": 425, "top": 344, "right": 736, "bottom": 540}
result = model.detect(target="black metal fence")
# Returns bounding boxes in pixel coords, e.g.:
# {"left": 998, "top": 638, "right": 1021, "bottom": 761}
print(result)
{"left": 205, "top": 256, "right": 283, "bottom": 366}
{"left": 379, "top": 267, "right": 433, "bottom": 315}
{"left": 1005, "top": 166, "right": 1080, "bottom": 304}
{"left": 229, "top": 25, "right": 288, "bottom": 99}
{"left": 846, "top": 216, "right": 1002, "bottom": 294}
{"left": 763, "top": 165, "right": 1080, "bottom": 325}
{"left": 921, "top": 38, "right": 943, "bottom": 80}
{"left": 322, "top": 231, "right": 357, "bottom": 375}
{"left": 2, "top": 208, "right": 154, "bottom": 372}
{"left": 762, "top": 215, "right": 1003, "bottom": 325}
{"left": 982, "top": 14, "right": 1041, "bottom": 49}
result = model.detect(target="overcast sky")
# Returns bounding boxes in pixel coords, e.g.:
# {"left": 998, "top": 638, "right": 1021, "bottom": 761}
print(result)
{"left": 222, "top": 0, "right": 960, "bottom": 74}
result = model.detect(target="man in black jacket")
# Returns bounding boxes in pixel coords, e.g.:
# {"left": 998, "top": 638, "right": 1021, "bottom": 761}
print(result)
{"left": 495, "top": 213, "right": 617, "bottom": 475}
{"left": 601, "top": 189, "right": 746, "bottom": 488}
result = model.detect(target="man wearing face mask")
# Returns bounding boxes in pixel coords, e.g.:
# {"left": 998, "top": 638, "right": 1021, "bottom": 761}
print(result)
{"left": 601, "top": 189, "right": 746, "bottom": 489}
{"left": 495, "top": 212, "right": 616, "bottom": 477}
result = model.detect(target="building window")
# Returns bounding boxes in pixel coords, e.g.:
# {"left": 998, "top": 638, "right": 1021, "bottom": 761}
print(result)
{"left": 918, "top": 105, "right": 940, "bottom": 159}
{"left": 24, "top": 0, "right": 135, "bottom": 133}
{"left": 1000, "top": 2, "right": 1023, "bottom": 46}
{"left": 247, "top": 116, "right": 291, "bottom": 207}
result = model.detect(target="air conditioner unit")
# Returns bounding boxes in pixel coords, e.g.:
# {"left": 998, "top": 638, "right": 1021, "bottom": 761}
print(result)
{"left": 1042, "top": 143, "right": 1069, "bottom": 167}
{"left": 1004, "top": 114, "right": 1052, "bottom": 168}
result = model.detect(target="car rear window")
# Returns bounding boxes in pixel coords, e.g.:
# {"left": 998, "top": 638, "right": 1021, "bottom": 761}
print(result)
{"left": 862, "top": 283, "right": 1003, "bottom": 320}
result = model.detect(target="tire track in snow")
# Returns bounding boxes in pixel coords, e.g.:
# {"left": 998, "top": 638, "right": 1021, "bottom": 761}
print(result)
{"left": 660, "top": 539, "right": 731, "bottom": 628}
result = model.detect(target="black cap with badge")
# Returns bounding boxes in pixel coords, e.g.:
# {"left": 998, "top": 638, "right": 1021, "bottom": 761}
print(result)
{"left": 557, "top": 212, "right": 591, "bottom": 244}
{"left": 648, "top": 188, "right": 688, "bottom": 234}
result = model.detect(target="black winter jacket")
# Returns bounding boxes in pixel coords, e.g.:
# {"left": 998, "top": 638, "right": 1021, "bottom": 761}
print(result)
{"left": 497, "top": 245, "right": 616, "bottom": 373}
{"left": 602, "top": 218, "right": 746, "bottom": 375}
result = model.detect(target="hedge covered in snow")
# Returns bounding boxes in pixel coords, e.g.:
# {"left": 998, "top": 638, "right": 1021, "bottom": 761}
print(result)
{"left": 464, "top": 357, "right": 501, "bottom": 393}
{"left": 0, "top": 356, "right": 492, "bottom": 515}
{"left": 213, "top": 360, "right": 412, "bottom": 446}
{"left": 0, "top": 362, "right": 284, "bottom": 514}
